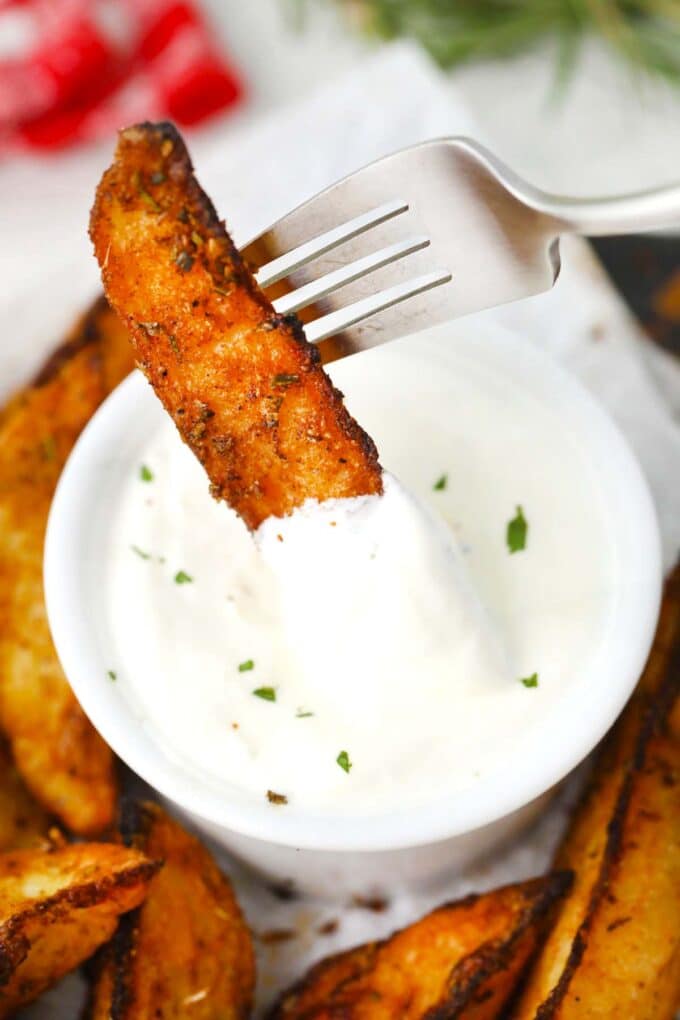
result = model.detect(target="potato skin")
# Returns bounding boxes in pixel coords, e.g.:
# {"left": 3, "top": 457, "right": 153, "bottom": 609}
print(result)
{"left": 0, "top": 740, "right": 52, "bottom": 852}
{"left": 85, "top": 801, "right": 255, "bottom": 1019}
{"left": 543, "top": 729, "right": 679, "bottom": 1019}
{"left": 90, "top": 121, "right": 382, "bottom": 530}
{"left": 0, "top": 297, "right": 134, "bottom": 836}
{"left": 513, "top": 565, "right": 680, "bottom": 1019}
{"left": 0, "top": 842, "right": 158, "bottom": 1017}
{"left": 269, "top": 873, "right": 571, "bottom": 1019}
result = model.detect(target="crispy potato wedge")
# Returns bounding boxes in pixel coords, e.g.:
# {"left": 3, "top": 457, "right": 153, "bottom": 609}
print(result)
{"left": 0, "top": 740, "right": 53, "bottom": 852}
{"left": 512, "top": 566, "right": 680, "bottom": 1019}
{"left": 269, "top": 873, "right": 571, "bottom": 1019}
{"left": 90, "top": 121, "right": 382, "bottom": 530}
{"left": 85, "top": 801, "right": 254, "bottom": 1019}
{"left": 0, "top": 296, "right": 134, "bottom": 835}
{"left": 0, "top": 841, "right": 158, "bottom": 1017}
{"left": 545, "top": 729, "right": 680, "bottom": 1019}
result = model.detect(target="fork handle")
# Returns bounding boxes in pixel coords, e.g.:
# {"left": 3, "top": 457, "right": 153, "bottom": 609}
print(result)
{"left": 526, "top": 183, "right": 680, "bottom": 237}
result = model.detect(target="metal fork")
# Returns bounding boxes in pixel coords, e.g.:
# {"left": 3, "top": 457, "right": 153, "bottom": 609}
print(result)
{"left": 240, "top": 138, "right": 680, "bottom": 363}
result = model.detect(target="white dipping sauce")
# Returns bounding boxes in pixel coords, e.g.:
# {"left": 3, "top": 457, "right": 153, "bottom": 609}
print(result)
{"left": 106, "top": 337, "right": 615, "bottom": 815}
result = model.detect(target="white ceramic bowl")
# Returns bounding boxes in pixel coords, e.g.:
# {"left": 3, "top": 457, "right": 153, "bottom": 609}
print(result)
{"left": 44, "top": 320, "right": 661, "bottom": 898}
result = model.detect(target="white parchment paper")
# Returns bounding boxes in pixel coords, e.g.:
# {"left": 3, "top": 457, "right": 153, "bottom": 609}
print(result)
{"left": 5, "top": 45, "right": 678, "bottom": 1017}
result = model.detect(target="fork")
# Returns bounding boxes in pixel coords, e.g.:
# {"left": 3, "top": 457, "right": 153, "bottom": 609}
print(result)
{"left": 240, "top": 137, "right": 680, "bottom": 363}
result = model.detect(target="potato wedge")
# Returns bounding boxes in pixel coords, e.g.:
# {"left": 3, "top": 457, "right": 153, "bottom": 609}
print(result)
{"left": 512, "top": 566, "right": 680, "bottom": 1019}
{"left": 85, "top": 801, "right": 255, "bottom": 1018}
{"left": 0, "top": 296, "right": 134, "bottom": 835}
{"left": 90, "top": 121, "right": 382, "bottom": 530}
{"left": 269, "top": 873, "right": 571, "bottom": 1019}
{"left": 544, "top": 730, "right": 680, "bottom": 1019}
{"left": 0, "top": 740, "right": 52, "bottom": 852}
{"left": 0, "top": 841, "right": 158, "bottom": 1017}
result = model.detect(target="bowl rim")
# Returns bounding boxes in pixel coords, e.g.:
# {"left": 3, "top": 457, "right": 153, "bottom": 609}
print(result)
{"left": 44, "top": 321, "right": 662, "bottom": 853}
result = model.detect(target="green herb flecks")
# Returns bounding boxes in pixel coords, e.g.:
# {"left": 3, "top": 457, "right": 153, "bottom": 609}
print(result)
{"left": 506, "top": 506, "right": 528, "bottom": 554}
{"left": 140, "top": 192, "right": 161, "bottom": 212}
{"left": 253, "top": 686, "right": 276, "bottom": 702}
{"left": 267, "top": 790, "right": 288, "bottom": 805}
{"left": 40, "top": 435, "right": 57, "bottom": 462}
{"left": 107, "top": 670, "right": 117, "bottom": 682}
{"left": 238, "top": 659, "right": 254, "bottom": 673}
{"left": 520, "top": 672, "right": 539, "bottom": 688}
{"left": 175, "top": 251, "right": 194, "bottom": 273}
{"left": 272, "top": 373, "right": 300, "bottom": 388}
{"left": 139, "top": 464, "right": 154, "bottom": 482}
{"left": 174, "top": 570, "right": 193, "bottom": 584}
{"left": 133, "top": 171, "right": 161, "bottom": 212}
{"left": 337, "top": 750, "right": 352, "bottom": 773}
{"left": 433, "top": 473, "right": 448, "bottom": 491}
{"left": 296, "top": 709, "right": 314, "bottom": 718}
{"left": 131, "top": 545, "right": 151, "bottom": 560}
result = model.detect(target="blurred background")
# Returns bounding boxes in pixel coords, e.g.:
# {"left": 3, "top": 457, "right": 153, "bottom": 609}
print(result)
{"left": 1, "top": 0, "right": 679, "bottom": 370}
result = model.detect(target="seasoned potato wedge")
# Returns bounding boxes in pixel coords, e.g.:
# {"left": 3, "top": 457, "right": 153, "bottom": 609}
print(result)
{"left": 269, "top": 873, "right": 571, "bottom": 1019}
{"left": 546, "top": 730, "right": 680, "bottom": 1019}
{"left": 513, "top": 566, "right": 680, "bottom": 1019}
{"left": 0, "top": 841, "right": 158, "bottom": 1017}
{"left": 90, "top": 121, "right": 382, "bottom": 530}
{"left": 0, "top": 297, "right": 133, "bottom": 835}
{"left": 0, "top": 740, "right": 52, "bottom": 852}
{"left": 86, "top": 801, "right": 254, "bottom": 1019}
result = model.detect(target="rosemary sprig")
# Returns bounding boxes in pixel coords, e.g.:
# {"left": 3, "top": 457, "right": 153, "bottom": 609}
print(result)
{"left": 294, "top": 1, "right": 680, "bottom": 84}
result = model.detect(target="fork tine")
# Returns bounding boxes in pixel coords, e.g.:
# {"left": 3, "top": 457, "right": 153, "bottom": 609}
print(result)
{"left": 303, "top": 269, "right": 452, "bottom": 345}
{"left": 255, "top": 199, "right": 408, "bottom": 288}
{"left": 272, "top": 236, "right": 430, "bottom": 316}
{"left": 240, "top": 138, "right": 563, "bottom": 359}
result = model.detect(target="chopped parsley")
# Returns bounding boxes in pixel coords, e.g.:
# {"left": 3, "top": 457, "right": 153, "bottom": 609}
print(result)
{"left": 175, "top": 250, "right": 194, "bottom": 273}
{"left": 41, "top": 435, "right": 57, "bottom": 462}
{"left": 107, "top": 670, "right": 117, "bottom": 682}
{"left": 133, "top": 171, "right": 161, "bottom": 212}
{"left": 174, "top": 570, "right": 193, "bottom": 584}
{"left": 267, "top": 790, "right": 288, "bottom": 805}
{"left": 336, "top": 750, "right": 352, "bottom": 773}
{"left": 296, "top": 709, "right": 314, "bottom": 719}
{"left": 139, "top": 464, "right": 154, "bottom": 482}
{"left": 253, "top": 686, "right": 276, "bottom": 702}
{"left": 131, "top": 545, "right": 151, "bottom": 560}
{"left": 520, "top": 672, "right": 539, "bottom": 688}
{"left": 272, "top": 372, "right": 299, "bottom": 388}
{"left": 140, "top": 190, "right": 161, "bottom": 213}
{"left": 238, "top": 659, "right": 254, "bottom": 673}
{"left": 506, "top": 506, "right": 528, "bottom": 553}
{"left": 433, "top": 474, "right": 448, "bottom": 492}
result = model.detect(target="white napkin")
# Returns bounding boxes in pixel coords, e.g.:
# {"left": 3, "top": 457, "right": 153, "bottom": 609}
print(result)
{"left": 12, "top": 44, "right": 679, "bottom": 1018}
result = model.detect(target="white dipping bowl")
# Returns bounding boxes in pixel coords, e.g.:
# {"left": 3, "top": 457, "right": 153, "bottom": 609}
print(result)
{"left": 44, "top": 320, "right": 661, "bottom": 898}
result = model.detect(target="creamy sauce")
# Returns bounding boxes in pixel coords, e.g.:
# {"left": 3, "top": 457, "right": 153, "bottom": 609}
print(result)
{"left": 105, "top": 338, "right": 615, "bottom": 814}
